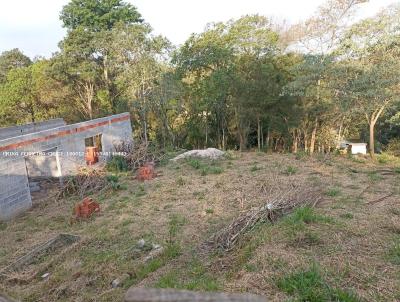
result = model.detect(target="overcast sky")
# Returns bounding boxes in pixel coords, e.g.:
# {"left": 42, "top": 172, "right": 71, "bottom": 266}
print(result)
{"left": 0, "top": 0, "right": 397, "bottom": 58}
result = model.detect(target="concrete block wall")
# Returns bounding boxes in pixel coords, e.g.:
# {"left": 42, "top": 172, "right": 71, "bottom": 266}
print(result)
{"left": 0, "top": 113, "right": 133, "bottom": 220}
{"left": 0, "top": 118, "right": 66, "bottom": 140}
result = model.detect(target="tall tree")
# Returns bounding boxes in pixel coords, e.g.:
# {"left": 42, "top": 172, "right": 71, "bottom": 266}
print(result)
{"left": 60, "top": 0, "right": 142, "bottom": 31}
{"left": 0, "top": 49, "right": 31, "bottom": 83}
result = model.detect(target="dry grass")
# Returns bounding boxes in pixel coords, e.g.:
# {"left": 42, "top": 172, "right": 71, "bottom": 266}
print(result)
{"left": 0, "top": 152, "right": 399, "bottom": 301}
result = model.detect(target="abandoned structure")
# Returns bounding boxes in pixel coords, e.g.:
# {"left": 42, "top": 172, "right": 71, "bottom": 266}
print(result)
{"left": 0, "top": 113, "right": 133, "bottom": 221}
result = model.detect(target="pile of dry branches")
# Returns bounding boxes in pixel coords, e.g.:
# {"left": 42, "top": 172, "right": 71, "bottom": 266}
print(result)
{"left": 57, "top": 167, "right": 110, "bottom": 199}
{"left": 209, "top": 181, "right": 323, "bottom": 251}
{"left": 114, "top": 140, "right": 164, "bottom": 170}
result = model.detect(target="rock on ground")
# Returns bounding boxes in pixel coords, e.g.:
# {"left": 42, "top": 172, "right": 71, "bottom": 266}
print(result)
{"left": 171, "top": 148, "right": 225, "bottom": 161}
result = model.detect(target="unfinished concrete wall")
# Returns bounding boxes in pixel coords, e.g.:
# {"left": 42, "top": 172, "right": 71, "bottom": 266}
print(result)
{"left": 0, "top": 113, "right": 132, "bottom": 221}
{"left": 0, "top": 119, "right": 66, "bottom": 140}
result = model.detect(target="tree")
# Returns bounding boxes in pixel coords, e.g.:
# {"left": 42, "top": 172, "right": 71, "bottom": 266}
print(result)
{"left": 340, "top": 4, "right": 400, "bottom": 157}
{"left": 110, "top": 23, "right": 171, "bottom": 143}
{"left": 60, "top": 0, "right": 142, "bottom": 32}
{"left": 0, "top": 49, "right": 31, "bottom": 83}
{"left": 0, "top": 60, "right": 65, "bottom": 125}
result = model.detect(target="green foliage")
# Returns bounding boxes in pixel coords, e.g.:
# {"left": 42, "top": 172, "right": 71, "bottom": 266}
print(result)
{"left": 340, "top": 213, "right": 354, "bottom": 219}
{"left": 60, "top": 0, "right": 142, "bottom": 31}
{"left": 106, "top": 155, "right": 128, "bottom": 172}
{"left": 367, "top": 171, "right": 383, "bottom": 182}
{"left": 386, "top": 240, "right": 400, "bottom": 265}
{"left": 187, "top": 158, "right": 201, "bottom": 169}
{"left": 386, "top": 138, "right": 400, "bottom": 157}
{"left": 168, "top": 214, "right": 186, "bottom": 244}
{"left": 0, "top": 48, "right": 31, "bottom": 83}
{"left": 155, "top": 258, "right": 220, "bottom": 291}
{"left": 284, "top": 165, "right": 297, "bottom": 175}
{"left": 106, "top": 174, "right": 122, "bottom": 190}
{"left": 276, "top": 264, "right": 361, "bottom": 302}
{"left": 326, "top": 187, "right": 341, "bottom": 197}
{"left": 281, "top": 207, "right": 333, "bottom": 234}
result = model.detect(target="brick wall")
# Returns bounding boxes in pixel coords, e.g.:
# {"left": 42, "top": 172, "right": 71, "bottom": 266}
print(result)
{"left": 0, "top": 113, "right": 133, "bottom": 221}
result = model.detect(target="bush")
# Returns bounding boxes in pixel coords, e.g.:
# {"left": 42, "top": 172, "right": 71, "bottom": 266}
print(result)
{"left": 106, "top": 155, "right": 128, "bottom": 172}
{"left": 386, "top": 138, "right": 400, "bottom": 157}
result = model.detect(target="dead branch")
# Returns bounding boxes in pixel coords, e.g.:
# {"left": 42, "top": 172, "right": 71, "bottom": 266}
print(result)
{"left": 114, "top": 140, "right": 165, "bottom": 170}
{"left": 57, "top": 167, "right": 110, "bottom": 199}
{"left": 207, "top": 181, "right": 323, "bottom": 252}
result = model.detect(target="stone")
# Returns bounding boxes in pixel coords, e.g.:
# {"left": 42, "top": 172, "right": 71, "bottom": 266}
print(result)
{"left": 111, "top": 278, "right": 121, "bottom": 288}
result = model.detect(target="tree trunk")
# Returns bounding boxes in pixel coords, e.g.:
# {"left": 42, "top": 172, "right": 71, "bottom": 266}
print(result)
{"left": 257, "top": 115, "right": 261, "bottom": 151}
{"left": 292, "top": 130, "right": 298, "bottom": 153}
{"left": 309, "top": 118, "right": 318, "bottom": 154}
{"left": 369, "top": 121, "right": 375, "bottom": 158}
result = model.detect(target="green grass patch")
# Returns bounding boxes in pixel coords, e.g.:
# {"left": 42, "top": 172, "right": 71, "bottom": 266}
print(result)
{"left": 0, "top": 222, "right": 7, "bottom": 231}
{"left": 155, "top": 258, "right": 220, "bottom": 291}
{"left": 367, "top": 171, "right": 383, "bottom": 182}
{"left": 284, "top": 165, "right": 298, "bottom": 175}
{"left": 186, "top": 158, "right": 223, "bottom": 175}
{"left": 250, "top": 164, "right": 262, "bottom": 172}
{"left": 276, "top": 264, "right": 361, "bottom": 302}
{"left": 386, "top": 240, "right": 400, "bottom": 265}
{"left": 326, "top": 187, "right": 341, "bottom": 197}
{"left": 340, "top": 212, "right": 354, "bottom": 219}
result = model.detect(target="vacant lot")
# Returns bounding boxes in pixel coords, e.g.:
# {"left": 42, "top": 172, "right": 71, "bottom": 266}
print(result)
{"left": 0, "top": 152, "right": 399, "bottom": 301}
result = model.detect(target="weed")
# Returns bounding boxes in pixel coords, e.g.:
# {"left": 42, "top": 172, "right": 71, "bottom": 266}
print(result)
{"left": 176, "top": 177, "right": 185, "bottom": 186}
{"left": 326, "top": 187, "right": 341, "bottom": 197}
{"left": 106, "top": 155, "right": 128, "bottom": 172}
{"left": 276, "top": 264, "right": 361, "bottom": 302}
{"left": 295, "top": 151, "right": 308, "bottom": 160}
{"left": 155, "top": 258, "right": 220, "bottom": 291}
{"left": 187, "top": 158, "right": 201, "bottom": 169}
{"left": 135, "top": 185, "right": 146, "bottom": 197}
{"left": 168, "top": 214, "right": 186, "bottom": 244}
{"left": 394, "top": 167, "right": 400, "bottom": 174}
{"left": 281, "top": 207, "right": 333, "bottom": 235}
{"left": 244, "top": 263, "right": 258, "bottom": 272}
{"left": 340, "top": 213, "right": 354, "bottom": 219}
{"left": 250, "top": 165, "right": 261, "bottom": 172}
{"left": 193, "top": 190, "right": 206, "bottom": 200}
{"left": 107, "top": 174, "right": 122, "bottom": 190}
{"left": 367, "top": 171, "right": 383, "bottom": 182}
{"left": 290, "top": 231, "right": 322, "bottom": 247}
{"left": 284, "top": 165, "right": 297, "bottom": 175}
{"left": 224, "top": 150, "right": 237, "bottom": 160}
{"left": 386, "top": 241, "right": 400, "bottom": 265}
{"left": 209, "top": 166, "right": 223, "bottom": 174}
{"left": 205, "top": 208, "right": 214, "bottom": 214}
{"left": 0, "top": 222, "right": 7, "bottom": 231}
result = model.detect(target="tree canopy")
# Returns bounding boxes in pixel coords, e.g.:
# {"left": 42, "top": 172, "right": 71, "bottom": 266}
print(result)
{"left": 0, "top": 0, "right": 399, "bottom": 157}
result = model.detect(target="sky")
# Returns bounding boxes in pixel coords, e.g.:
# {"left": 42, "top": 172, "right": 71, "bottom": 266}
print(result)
{"left": 0, "top": 0, "right": 397, "bottom": 59}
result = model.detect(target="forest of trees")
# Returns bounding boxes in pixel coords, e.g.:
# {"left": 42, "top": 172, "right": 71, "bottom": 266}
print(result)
{"left": 0, "top": 0, "right": 399, "bottom": 157}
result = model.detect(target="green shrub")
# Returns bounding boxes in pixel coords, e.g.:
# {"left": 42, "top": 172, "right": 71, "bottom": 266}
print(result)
{"left": 386, "top": 138, "right": 400, "bottom": 157}
{"left": 106, "top": 174, "right": 121, "bottom": 190}
{"left": 187, "top": 158, "right": 201, "bottom": 169}
{"left": 106, "top": 155, "right": 128, "bottom": 172}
